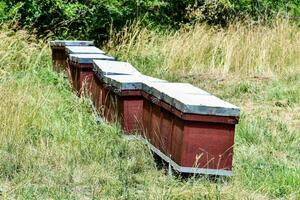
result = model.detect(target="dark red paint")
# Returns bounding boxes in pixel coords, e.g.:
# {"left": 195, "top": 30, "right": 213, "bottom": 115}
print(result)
{"left": 141, "top": 92, "right": 238, "bottom": 170}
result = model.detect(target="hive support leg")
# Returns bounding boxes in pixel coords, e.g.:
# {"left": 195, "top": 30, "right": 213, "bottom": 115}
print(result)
{"left": 168, "top": 155, "right": 173, "bottom": 176}
{"left": 168, "top": 162, "right": 173, "bottom": 176}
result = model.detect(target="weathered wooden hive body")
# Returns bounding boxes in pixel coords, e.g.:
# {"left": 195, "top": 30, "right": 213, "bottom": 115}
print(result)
{"left": 50, "top": 40, "right": 94, "bottom": 72}
{"left": 68, "top": 53, "right": 114, "bottom": 95}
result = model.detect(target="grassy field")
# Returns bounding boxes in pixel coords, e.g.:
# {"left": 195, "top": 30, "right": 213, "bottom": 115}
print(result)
{"left": 0, "top": 20, "right": 299, "bottom": 199}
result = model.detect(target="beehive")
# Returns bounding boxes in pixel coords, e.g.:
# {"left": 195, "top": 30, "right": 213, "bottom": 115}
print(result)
{"left": 50, "top": 40, "right": 94, "bottom": 72}
{"left": 68, "top": 54, "right": 114, "bottom": 95}
{"left": 92, "top": 60, "right": 141, "bottom": 116}
{"left": 103, "top": 74, "right": 167, "bottom": 134}
{"left": 142, "top": 82, "right": 240, "bottom": 176}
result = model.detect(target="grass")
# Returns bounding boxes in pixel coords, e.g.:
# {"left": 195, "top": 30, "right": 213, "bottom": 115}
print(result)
{"left": 106, "top": 19, "right": 300, "bottom": 79}
{"left": 0, "top": 20, "right": 299, "bottom": 199}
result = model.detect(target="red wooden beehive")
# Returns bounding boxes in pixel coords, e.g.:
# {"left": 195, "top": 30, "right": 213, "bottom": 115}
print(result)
{"left": 102, "top": 75, "right": 167, "bottom": 134}
{"left": 141, "top": 83, "right": 209, "bottom": 150}
{"left": 92, "top": 60, "right": 142, "bottom": 118}
{"left": 65, "top": 46, "right": 105, "bottom": 85}
{"left": 68, "top": 54, "right": 114, "bottom": 95}
{"left": 142, "top": 82, "right": 240, "bottom": 176}
{"left": 50, "top": 40, "right": 94, "bottom": 73}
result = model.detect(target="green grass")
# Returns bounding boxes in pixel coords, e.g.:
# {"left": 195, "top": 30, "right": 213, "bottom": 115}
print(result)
{"left": 0, "top": 24, "right": 300, "bottom": 199}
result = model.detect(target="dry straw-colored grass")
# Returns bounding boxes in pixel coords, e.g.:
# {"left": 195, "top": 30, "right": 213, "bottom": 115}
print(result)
{"left": 107, "top": 19, "right": 300, "bottom": 79}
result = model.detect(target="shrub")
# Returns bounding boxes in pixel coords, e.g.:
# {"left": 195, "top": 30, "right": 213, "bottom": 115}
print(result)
{"left": 0, "top": 0, "right": 299, "bottom": 43}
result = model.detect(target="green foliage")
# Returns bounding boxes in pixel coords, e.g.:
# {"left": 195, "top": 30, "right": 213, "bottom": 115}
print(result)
{"left": 232, "top": 0, "right": 300, "bottom": 19}
{"left": 186, "top": 0, "right": 300, "bottom": 25}
{"left": 0, "top": 0, "right": 299, "bottom": 43}
{"left": 0, "top": 1, "right": 23, "bottom": 23}
{"left": 1, "top": 0, "right": 175, "bottom": 43}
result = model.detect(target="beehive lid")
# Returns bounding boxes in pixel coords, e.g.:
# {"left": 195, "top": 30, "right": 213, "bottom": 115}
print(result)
{"left": 160, "top": 83, "right": 210, "bottom": 104}
{"left": 171, "top": 93, "right": 240, "bottom": 117}
{"left": 65, "top": 46, "right": 105, "bottom": 54}
{"left": 50, "top": 40, "right": 94, "bottom": 47}
{"left": 93, "top": 60, "right": 141, "bottom": 78}
{"left": 144, "top": 82, "right": 210, "bottom": 101}
{"left": 69, "top": 54, "right": 114, "bottom": 63}
{"left": 104, "top": 74, "right": 167, "bottom": 90}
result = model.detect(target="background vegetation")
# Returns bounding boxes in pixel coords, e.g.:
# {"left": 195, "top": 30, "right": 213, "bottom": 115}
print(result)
{"left": 0, "top": 0, "right": 299, "bottom": 199}
{"left": 0, "top": 0, "right": 299, "bottom": 44}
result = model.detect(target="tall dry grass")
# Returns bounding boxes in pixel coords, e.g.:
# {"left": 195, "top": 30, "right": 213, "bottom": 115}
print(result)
{"left": 106, "top": 19, "right": 300, "bottom": 79}
{"left": 0, "top": 28, "right": 49, "bottom": 74}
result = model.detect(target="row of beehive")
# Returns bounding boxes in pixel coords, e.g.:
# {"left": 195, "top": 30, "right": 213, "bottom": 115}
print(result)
{"left": 50, "top": 40, "right": 240, "bottom": 176}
